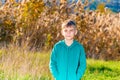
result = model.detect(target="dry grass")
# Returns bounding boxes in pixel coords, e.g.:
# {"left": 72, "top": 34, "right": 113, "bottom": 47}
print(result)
{"left": 0, "top": 47, "right": 52, "bottom": 80}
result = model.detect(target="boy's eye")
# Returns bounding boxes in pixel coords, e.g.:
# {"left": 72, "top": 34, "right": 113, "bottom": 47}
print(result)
{"left": 64, "top": 30, "right": 68, "bottom": 32}
{"left": 70, "top": 29, "right": 74, "bottom": 32}
{"left": 63, "top": 29, "right": 74, "bottom": 32}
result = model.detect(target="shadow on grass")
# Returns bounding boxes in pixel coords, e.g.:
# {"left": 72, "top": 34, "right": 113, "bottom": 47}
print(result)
{"left": 88, "top": 65, "right": 120, "bottom": 77}
{"left": 89, "top": 66, "right": 112, "bottom": 73}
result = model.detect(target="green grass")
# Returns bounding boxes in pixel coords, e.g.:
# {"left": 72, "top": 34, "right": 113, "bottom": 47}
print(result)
{"left": 83, "top": 59, "right": 120, "bottom": 80}
{"left": 0, "top": 48, "right": 120, "bottom": 80}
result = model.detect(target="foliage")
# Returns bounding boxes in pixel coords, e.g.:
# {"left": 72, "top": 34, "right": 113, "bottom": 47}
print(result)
{"left": 0, "top": 0, "right": 120, "bottom": 60}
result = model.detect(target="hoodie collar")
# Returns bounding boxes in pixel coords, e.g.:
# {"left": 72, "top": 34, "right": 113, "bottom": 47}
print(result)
{"left": 61, "top": 39, "right": 78, "bottom": 48}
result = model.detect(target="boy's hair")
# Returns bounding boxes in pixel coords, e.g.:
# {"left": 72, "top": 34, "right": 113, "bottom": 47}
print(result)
{"left": 62, "top": 19, "right": 76, "bottom": 29}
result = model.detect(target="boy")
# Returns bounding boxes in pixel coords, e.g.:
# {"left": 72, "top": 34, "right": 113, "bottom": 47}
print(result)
{"left": 49, "top": 19, "right": 86, "bottom": 80}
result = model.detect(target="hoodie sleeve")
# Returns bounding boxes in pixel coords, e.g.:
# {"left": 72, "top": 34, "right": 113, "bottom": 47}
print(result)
{"left": 76, "top": 45, "right": 86, "bottom": 80}
{"left": 49, "top": 45, "right": 59, "bottom": 78}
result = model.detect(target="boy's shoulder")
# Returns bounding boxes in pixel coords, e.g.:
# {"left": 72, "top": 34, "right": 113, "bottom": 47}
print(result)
{"left": 54, "top": 40, "right": 64, "bottom": 47}
{"left": 74, "top": 40, "right": 84, "bottom": 48}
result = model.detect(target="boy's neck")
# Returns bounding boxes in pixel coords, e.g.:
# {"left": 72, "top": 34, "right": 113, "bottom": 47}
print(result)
{"left": 65, "top": 39, "right": 74, "bottom": 46}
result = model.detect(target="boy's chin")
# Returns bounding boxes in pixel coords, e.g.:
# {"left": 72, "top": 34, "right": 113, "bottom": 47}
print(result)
{"left": 65, "top": 38, "right": 74, "bottom": 41}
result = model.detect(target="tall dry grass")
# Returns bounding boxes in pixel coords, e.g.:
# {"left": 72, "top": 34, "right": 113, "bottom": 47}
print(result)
{"left": 0, "top": 46, "right": 52, "bottom": 79}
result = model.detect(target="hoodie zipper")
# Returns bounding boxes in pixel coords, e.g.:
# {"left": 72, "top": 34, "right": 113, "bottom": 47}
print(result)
{"left": 66, "top": 47, "right": 69, "bottom": 80}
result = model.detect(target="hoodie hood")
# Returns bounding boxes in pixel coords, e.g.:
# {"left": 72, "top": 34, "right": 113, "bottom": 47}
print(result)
{"left": 57, "top": 39, "right": 80, "bottom": 48}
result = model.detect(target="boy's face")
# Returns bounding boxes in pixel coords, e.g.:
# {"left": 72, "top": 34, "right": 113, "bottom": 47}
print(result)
{"left": 61, "top": 26, "right": 77, "bottom": 41}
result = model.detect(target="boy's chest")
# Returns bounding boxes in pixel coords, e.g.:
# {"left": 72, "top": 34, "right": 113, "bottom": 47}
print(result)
{"left": 56, "top": 47, "right": 80, "bottom": 64}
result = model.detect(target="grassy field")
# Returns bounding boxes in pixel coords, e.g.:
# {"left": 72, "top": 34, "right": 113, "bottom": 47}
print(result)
{"left": 0, "top": 48, "right": 120, "bottom": 80}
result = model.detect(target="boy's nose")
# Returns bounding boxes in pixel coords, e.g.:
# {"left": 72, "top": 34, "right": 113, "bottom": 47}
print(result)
{"left": 67, "top": 31, "right": 71, "bottom": 34}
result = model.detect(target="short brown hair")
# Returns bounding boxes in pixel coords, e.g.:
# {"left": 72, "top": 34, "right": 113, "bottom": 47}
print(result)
{"left": 62, "top": 19, "right": 76, "bottom": 29}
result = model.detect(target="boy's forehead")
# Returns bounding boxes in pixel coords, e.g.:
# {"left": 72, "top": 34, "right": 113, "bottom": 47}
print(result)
{"left": 62, "top": 25, "right": 76, "bottom": 29}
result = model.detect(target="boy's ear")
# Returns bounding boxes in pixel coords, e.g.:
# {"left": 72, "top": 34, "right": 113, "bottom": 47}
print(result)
{"left": 75, "top": 29, "right": 78, "bottom": 35}
{"left": 61, "top": 30, "right": 63, "bottom": 36}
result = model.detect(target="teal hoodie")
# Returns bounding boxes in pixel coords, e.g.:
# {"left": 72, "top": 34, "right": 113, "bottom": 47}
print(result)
{"left": 49, "top": 40, "right": 86, "bottom": 80}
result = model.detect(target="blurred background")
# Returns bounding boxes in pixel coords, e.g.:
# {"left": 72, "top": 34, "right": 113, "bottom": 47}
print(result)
{"left": 1, "top": 0, "right": 120, "bottom": 12}
{"left": 0, "top": 0, "right": 120, "bottom": 80}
